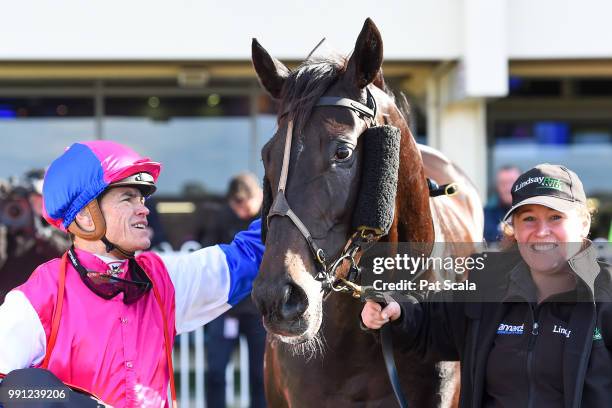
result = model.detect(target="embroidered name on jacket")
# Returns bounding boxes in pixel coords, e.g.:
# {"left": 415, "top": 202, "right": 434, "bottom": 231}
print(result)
{"left": 497, "top": 323, "right": 524, "bottom": 335}
{"left": 552, "top": 324, "right": 572, "bottom": 338}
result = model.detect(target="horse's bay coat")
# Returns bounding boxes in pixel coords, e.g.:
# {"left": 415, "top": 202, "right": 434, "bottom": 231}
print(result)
{"left": 251, "top": 18, "right": 484, "bottom": 408}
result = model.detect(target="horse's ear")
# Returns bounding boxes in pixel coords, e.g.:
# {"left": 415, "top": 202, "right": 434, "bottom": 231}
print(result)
{"left": 346, "top": 18, "right": 383, "bottom": 89}
{"left": 252, "top": 38, "right": 290, "bottom": 99}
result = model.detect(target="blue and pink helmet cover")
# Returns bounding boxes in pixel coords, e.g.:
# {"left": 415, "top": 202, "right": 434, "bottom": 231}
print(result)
{"left": 42, "top": 141, "right": 161, "bottom": 232}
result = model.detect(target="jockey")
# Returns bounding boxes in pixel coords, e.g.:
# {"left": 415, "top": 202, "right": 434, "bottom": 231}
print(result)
{"left": 0, "top": 141, "right": 264, "bottom": 407}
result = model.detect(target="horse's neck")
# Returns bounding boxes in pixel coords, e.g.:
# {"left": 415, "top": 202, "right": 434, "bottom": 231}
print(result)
{"left": 391, "top": 130, "right": 434, "bottom": 243}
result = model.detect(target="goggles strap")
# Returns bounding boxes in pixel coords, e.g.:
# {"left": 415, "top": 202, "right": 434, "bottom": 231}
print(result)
{"left": 67, "top": 247, "right": 151, "bottom": 303}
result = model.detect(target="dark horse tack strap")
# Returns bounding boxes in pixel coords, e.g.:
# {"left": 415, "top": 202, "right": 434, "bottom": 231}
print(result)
{"left": 267, "top": 89, "right": 377, "bottom": 269}
{"left": 381, "top": 324, "right": 409, "bottom": 408}
{"left": 267, "top": 118, "right": 329, "bottom": 265}
{"left": 316, "top": 96, "right": 375, "bottom": 118}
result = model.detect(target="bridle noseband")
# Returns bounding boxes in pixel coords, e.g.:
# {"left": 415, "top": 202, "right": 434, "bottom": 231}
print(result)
{"left": 267, "top": 88, "right": 379, "bottom": 295}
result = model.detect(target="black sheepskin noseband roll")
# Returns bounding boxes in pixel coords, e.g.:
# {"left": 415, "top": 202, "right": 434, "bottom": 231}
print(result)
{"left": 260, "top": 176, "right": 272, "bottom": 243}
{"left": 351, "top": 125, "right": 401, "bottom": 236}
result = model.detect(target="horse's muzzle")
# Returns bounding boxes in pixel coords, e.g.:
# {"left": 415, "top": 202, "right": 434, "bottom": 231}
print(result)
{"left": 252, "top": 279, "right": 310, "bottom": 335}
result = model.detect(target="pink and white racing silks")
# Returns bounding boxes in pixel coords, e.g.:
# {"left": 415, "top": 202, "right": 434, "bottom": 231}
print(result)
{"left": 0, "top": 219, "right": 264, "bottom": 407}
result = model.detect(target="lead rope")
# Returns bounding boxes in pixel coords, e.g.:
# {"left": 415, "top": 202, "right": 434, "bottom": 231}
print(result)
{"left": 381, "top": 324, "right": 408, "bottom": 408}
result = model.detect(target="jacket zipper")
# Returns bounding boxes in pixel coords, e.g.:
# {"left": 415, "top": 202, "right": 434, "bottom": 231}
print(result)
{"left": 527, "top": 306, "right": 539, "bottom": 408}
{"left": 571, "top": 303, "right": 596, "bottom": 407}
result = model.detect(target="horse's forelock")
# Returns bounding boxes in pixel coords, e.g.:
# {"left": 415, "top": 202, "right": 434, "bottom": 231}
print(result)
{"left": 277, "top": 55, "right": 415, "bottom": 138}
{"left": 279, "top": 56, "right": 347, "bottom": 136}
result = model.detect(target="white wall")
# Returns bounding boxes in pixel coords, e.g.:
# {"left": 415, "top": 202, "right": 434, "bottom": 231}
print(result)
{"left": 3, "top": 0, "right": 612, "bottom": 61}
{"left": 508, "top": 0, "right": 612, "bottom": 59}
{"left": 0, "top": 0, "right": 460, "bottom": 60}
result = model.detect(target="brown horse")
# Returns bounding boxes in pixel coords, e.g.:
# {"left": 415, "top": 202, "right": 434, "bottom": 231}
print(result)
{"left": 251, "top": 18, "right": 483, "bottom": 407}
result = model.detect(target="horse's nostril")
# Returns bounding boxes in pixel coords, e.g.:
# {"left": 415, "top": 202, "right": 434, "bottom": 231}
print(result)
{"left": 280, "top": 283, "right": 307, "bottom": 321}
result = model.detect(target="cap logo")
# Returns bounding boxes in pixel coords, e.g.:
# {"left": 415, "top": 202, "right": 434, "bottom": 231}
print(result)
{"left": 536, "top": 177, "right": 563, "bottom": 191}
{"left": 134, "top": 173, "right": 143, "bottom": 181}
{"left": 593, "top": 327, "right": 603, "bottom": 341}
{"left": 514, "top": 176, "right": 564, "bottom": 192}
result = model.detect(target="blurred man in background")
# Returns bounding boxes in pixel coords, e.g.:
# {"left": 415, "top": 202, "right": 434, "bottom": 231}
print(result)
{"left": 201, "top": 172, "right": 266, "bottom": 408}
{"left": 0, "top": 169, "right": 69, "bottom": 303}
{"left": 484, "top": 165, "right": 521, "bottom": 242}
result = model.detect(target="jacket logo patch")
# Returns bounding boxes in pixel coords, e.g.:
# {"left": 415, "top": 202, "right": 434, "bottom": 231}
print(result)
{"left": 552, "top": 324, "right": 571, "bottom": 338}
{"left": 497, "top": 323, "right": 524, "bottom": 335}
{"left": 593, "top": 327, "right": 603, "bottom": 341}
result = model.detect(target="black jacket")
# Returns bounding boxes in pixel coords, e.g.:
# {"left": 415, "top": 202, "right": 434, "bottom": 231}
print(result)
{"left": 391, "top": 244, "right": 612, "bottom": 408}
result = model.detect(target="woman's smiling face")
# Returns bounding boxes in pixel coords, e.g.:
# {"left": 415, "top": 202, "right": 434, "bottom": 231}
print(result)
{"left": 512, "top": 204, "right": 589, "bottom": 274}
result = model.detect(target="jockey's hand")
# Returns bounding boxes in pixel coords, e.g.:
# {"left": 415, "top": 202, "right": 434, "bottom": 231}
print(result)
{"left": 361, "top": 300, "right": 401, "bottom": 330}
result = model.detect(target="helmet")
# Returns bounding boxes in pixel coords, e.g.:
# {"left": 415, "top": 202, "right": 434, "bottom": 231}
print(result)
{"left": 42, "top": 141, "right": 161, "bottom": 247}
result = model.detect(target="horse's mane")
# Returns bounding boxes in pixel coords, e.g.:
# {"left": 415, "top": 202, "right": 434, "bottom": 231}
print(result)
{"left": 278, "top": 54, "right": 414, "bottom": 135}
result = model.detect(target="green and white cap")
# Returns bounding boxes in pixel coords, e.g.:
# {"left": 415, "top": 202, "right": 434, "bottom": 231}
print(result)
{"left": 503, "top": 163, "right": 586, "bottom": 222}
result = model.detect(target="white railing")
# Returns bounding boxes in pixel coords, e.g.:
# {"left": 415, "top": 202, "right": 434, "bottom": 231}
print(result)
{"left": 171, "top": 327, "right": 251, "bottom": 408}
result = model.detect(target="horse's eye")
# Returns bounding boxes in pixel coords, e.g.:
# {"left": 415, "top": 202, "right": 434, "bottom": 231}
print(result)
{"left": 334, "top": 145, "right": 353, "bottom": 162}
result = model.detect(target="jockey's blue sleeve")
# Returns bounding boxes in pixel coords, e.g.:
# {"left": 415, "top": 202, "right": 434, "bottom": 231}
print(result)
{"left": 218, "top": 219, "right": 264, "bottom": 306}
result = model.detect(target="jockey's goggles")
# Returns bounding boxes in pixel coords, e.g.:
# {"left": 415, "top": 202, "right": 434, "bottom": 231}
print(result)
{"left": 67, "top": 247, "right": 152, "bottom": 304}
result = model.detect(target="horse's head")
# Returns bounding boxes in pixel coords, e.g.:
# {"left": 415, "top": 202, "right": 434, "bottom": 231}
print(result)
{"left": 251, "top": 19, "right": 410, "bottom": 344}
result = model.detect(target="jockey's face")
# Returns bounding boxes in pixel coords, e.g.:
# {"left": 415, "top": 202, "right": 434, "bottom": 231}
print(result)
{"left": 99, "top": 186, "right": 151, "bottom": 252}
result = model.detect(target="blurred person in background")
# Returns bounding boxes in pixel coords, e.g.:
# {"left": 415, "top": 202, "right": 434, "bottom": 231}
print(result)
{"left": 201, "top": 172, "right": 266, "bottom": 408}
{"left": 0, "top": 169, "right": 69, "bottom": 303}
{"left": 0, "top": 141, "right": 264, "bottom": 407}
{"left": 484, "top": 165, "right": 521, "bottom": 242}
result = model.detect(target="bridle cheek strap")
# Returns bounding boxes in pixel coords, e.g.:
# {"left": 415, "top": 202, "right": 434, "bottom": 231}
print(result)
{"left": 267, "top": 88, "right": 378, "bottom": 272}
{"left": 267, "top": 119, "right": 327, "bottom": 266}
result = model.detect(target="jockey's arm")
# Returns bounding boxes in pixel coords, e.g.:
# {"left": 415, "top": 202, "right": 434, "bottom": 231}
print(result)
{"left": 0, "top": 219, "right": 264, "bottom": 373}
{"left": 159, "top": 218, "right": 264, "bottom": 334}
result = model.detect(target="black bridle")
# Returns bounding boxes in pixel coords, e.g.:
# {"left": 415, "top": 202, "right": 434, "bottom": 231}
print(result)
{"left": 266, "top": 87, "right": 411, "bottom": 408}
{"left": 266, "top": 87, "right": 379, "bottom": 295}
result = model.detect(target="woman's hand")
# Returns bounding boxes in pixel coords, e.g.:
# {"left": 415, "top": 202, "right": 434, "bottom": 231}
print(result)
{"left": 361, "top": 300, "right": 401, "bottom": 329}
